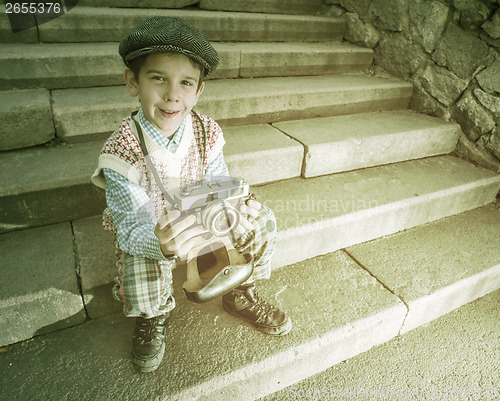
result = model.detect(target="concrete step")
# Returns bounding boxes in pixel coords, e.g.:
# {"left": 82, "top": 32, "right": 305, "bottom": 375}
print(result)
{"left": 50, "top": 75, "right": 412, "bottom": 143}
{"left": 31, "top": 7, "right": 343, "bottom": 44}
{"left": 345, "top": 202, "right": 500, "bottom": 335}
{"left": 78, "top": 0, "right": 326, "bottom": 15}
{"left": 68, "top": 155, "right": 500, "bottom": 322}
{"left": 78, "top": 0, "right": 199, "bottom": 8}
{"left": 0, "top": 109, "right": 456, "bottom": 233}
{"left": 1, "top": 203, "right": 499, "bottom": 400}
{"left": 0, "top": 123, "right": 305, "bottom": 233}
{"left": 198, "top": 0, "right": 326, "bottom": 15}
{"left": 262, "top": 286, "right": 500, "bottom": 401}
{"left": 0, "top": 89, "right": 54, "bottom": 152}
{"left": 274, "top": 110, "right": 461, "bottom": 178}
{"left": 0, "top": 42, "right": 373, "bottom": 91}
{"left": 0, "top": 223, "right": 87, "bottom": 347}
{"left": 0, "top": 7, "right": 38, "bottom": 43}
{"left": 253, "top": 155, "right": 500, "bottom": 269}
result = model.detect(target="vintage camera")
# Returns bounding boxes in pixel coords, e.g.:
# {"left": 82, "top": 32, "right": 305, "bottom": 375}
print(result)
{"left": 170, "top": 176, "right": 249, "bottom": 237}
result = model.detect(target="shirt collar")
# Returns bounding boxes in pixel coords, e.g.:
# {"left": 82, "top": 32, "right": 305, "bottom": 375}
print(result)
{"left": 138, "top": 109, "right": 186, "bottom": 150}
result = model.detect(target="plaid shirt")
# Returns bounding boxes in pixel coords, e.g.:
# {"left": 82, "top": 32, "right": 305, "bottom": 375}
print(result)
{"left": 103, "top": 109, "right": 229, "bottom": 260}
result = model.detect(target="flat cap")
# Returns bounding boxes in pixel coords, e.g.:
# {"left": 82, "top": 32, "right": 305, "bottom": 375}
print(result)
{"left": 119, "top": 16, "right": 219, "bottom": 75}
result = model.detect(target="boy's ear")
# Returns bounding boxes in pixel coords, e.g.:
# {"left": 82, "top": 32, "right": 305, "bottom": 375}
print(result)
{"left": 123, "top": 68, "right": 139, "bottom": 97}
{"left": 194, "top": 82, "right": 205, "bottom": 105}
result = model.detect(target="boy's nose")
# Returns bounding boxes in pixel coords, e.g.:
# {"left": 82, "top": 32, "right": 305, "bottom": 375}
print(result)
{"left": 164, "top": 84, "right": 180, "bottom": 102}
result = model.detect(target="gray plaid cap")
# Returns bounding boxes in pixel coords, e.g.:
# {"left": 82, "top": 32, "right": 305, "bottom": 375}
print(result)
{"left": 119, "top": 16, "right": 219, "bottom": 75}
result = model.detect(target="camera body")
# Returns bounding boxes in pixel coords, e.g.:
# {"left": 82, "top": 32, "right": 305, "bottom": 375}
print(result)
{"left": 170, "top": 176, "right": 249, "bottom": 237}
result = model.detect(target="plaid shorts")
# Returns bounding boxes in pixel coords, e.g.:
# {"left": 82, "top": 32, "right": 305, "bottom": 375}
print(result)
{"left": 112, "top": 205, "right": 277, "bottom": 318}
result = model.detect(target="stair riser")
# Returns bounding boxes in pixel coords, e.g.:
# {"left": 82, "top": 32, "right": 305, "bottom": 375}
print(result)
{"left": 346, "top": 201, "right": 500, "bottom": 336}
{"left": 199, "top": 0, "right": 326, "bottom": 15}
{"left": 0, "top": 43, "right": 373, "bottom": 91}
{"left": 267, "top": 181, "right": 500, "bottom": 269}
{"left": 0, "top": 154, "right": 306, "bottom": 233}
{"left": 78, "top": 0, "right": 198, "bottom": 7}
{"left": 0, "top": 89, "right": 54, "bottom": 151}
{"left": 79, "top": 0, "right": 325, "bottom": 15}
{"left": 400, "top": 264, "right": 500, "bottom": 334}
{"left": 0, "top": 11, "right": 38, "bottom": 43}
{"left": 223, "top": 124, "right": 304, "bottom": 185}
{"left": 36, "top": 9, "right": 344, "bottom": 44}
{"left": 0, "top": 127, "right": 304, "bottom": 233}
{"left": 199, "top": 91, "right": 412, "bottom": 127}
{"left": 300, "top": 128, "right": 459, "bottom": 177}
{"left": 274, "top": 111, "right": 463, "bottom": 179}
{"left": 0, "top": 185, "right": 106, "bottom": 235}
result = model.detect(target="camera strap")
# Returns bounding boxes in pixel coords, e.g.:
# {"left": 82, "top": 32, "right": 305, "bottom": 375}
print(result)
{"left": 130, "top": 110, "right": 208, "bottom": 208}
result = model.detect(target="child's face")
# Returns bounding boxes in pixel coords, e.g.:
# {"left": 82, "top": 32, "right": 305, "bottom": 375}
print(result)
{"left": 124, "top": 53, "right": 204, "bottom": 138}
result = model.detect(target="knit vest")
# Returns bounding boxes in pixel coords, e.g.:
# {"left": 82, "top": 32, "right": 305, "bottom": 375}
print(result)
{"left": 91, "top": 111, "right": 225, "bottom": 232}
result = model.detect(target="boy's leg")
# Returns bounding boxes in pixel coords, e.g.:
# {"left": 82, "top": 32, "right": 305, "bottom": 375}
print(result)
{"left": 234, "top": 204, "right": 276, "bottom": 282}
{"left": 223, "top": 205, "right": 292, "bottom": 335}
{"left": 113, "top": 244, "right": 176, "bottom": 317}
{"left": 113, "top": 240, "right": 176, "bottom": 372}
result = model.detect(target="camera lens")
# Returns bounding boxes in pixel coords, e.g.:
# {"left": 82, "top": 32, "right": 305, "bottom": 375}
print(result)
{"left": 213, "top": 210, "right": 235, "bottom": 231}
{"left": 203, "top": 203, "right": 239, "bottom": 236}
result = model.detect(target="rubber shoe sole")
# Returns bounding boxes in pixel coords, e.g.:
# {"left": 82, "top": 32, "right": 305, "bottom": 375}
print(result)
{"left": 132, "top": 341, "right": 166, "bottom": 373}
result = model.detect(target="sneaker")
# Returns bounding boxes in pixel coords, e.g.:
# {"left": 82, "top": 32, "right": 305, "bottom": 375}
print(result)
{"left": 222, "top": 285, "right": 292, "bottom": 336}
{"left": 131, "top": 313, "right": 169, "bottom": 373}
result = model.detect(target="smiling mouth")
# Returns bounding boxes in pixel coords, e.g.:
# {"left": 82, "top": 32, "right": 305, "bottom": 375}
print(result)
{"left": 159, "top": 109, "right": 181, "bottom": 118}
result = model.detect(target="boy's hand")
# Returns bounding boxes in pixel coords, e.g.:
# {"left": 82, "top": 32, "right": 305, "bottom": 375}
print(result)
{"left": 235, "top": 197, "right": 262, "bottom": 235}
{"left": 154, "top": 209, "right": 208, "bottom": 259}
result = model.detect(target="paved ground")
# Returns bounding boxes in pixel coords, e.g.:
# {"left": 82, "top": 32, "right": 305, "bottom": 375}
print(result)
{"left": 260, "top": 289, "right": 500, "bottom": 401}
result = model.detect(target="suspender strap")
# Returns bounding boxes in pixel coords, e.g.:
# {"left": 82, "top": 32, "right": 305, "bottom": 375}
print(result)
{"left": 131, "top": 111, "right": 176, "bottom": 207}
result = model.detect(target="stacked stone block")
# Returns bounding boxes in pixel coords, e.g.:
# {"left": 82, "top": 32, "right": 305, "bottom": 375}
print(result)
{"left": 325, "top": 0, "right": 500, "bottom": 174}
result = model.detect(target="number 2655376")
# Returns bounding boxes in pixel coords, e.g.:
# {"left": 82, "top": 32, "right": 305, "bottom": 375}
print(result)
{"left": 5, "top": 3, "right": 62, "bottom": 14}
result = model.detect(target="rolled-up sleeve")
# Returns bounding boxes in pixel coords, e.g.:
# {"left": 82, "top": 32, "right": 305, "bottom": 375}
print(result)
{"left": 103, "top": 168, "right": 169, "bottom": 260}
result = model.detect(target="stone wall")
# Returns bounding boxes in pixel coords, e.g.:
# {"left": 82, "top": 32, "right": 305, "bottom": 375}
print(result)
{"left": 325, "top": 0, "right": 500, "bottom": 174}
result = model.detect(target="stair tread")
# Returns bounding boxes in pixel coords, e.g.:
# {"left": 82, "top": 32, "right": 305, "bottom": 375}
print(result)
{"left": 0, "top": 248, "right": 407, "bottom": 398}
{"left": 1, "top": 203, "right": 499, "bottom": 399}
{"left": 0, "top": 41, "right": 371, "bottom": 58}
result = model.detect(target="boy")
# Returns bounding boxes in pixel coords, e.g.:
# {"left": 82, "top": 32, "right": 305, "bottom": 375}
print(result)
{"left": 91, "top": 16, "right": 291, "bottom": 373}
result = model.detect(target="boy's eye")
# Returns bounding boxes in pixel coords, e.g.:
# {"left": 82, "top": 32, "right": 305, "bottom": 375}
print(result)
{"left": 152, "top": 76, "right": 164, "bottom": 81}
{"left": 181, "top": 80, "right": 193, "bottom": 86}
